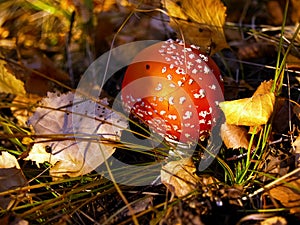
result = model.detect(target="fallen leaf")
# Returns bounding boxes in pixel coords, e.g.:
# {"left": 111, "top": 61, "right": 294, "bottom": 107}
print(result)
{"left": 293, "top": 103, "right": 300, "bottom": 121}
{"left": 269, "top": 176, "right": 300, "bottom": 214}
{"left": 20, "top": 49, "right": 70, "bottom": 96}
{"left": 161, "top": 157, "right": 198, "bottom": 197}
{"left": 220, "top": 123, "right": 249, "bottom": 149}
{"left": 10, "top": 94, "right": 42, "bottom": 127}
{"left": 253, "top": 80, "right": 274, "bottom": 96}
{"left": 0, "top": 215, "right": 29, "bottom": 225}
{"left": 26, "top": 91, "right": 127, "bottom": 179}
{"left": 266, "top": 1, "right": 284, "bottom": 25}
{"left": 0, "top": 152, "right": 27, "bottom": 209}
{"left": 219, "top": 92, "right": 275, "bottom": 126}
{"left": 292, "top": 135, "right": 300, "bottom": 153}
{"left": 162, "top": 0, "right": 228, "bottom": 54}
{"left": 261, "top": 216, "right": 287, "bottom": 225}
{"left": 0, "top": 151, "right": 20, "bottom": 169}
{"left": 0, "top": 58, "right": 26, "bottom": 95}
{"left": 291, "top": 0, "right": 300, "bottom": 24}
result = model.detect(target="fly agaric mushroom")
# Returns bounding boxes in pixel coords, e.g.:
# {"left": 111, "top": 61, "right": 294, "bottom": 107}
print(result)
{"left": 121, "top": 39, "right": 224, "bottom": 145}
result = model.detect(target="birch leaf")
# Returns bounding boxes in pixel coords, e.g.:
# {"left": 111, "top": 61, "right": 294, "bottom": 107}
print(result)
{"left": 219, "top": 80, "right": 275, "bottom": 127}
{"left": 163, "top": 0, "right": 228, "bottom": 54}
{"left": 253, "top": 80, "right": 274, "bottom": 96}
{"left": 219, "top": 92, "right": 275, "bottom": 126}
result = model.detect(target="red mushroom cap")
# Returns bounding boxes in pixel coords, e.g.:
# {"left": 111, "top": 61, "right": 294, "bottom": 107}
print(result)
{"left": 121, "top": 39, "right": 224, "bottom": 144}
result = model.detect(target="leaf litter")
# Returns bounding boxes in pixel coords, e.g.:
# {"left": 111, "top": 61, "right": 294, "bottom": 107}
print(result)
{"left": 0, "top": 0, "right": 300, "bottom": 224}
{"left": 26, "top": 91, "right": 127, "bottom": 178}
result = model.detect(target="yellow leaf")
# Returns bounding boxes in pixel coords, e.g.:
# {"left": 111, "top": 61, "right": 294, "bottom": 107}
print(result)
{"left": 0, "top": 59, "right": 26, "bottom": 95}
{"left": 253, "top": 80, "right": 274, "bottom": 96}
{"left": 163, "top": 0, "right": 228, "bottom": 54}
{"left": 219, "top": 92, "right": 275, "bottom": 126}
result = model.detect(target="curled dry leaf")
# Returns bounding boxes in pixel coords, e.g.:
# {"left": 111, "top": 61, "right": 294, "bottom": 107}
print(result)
{"left": 26, "top": 91, "right": 127, "bottom": 179}
{"left": 161, "top": 157, "right": 198, "bottom": 197}
{"left": 219, "top": 80, "right": 275, "bottom": 126}
{"left": 162, "top": 0, "right": 228, "bottom": 54}
{"left": 0, "top": 152, "right": 27, "bottom": 209}
{"left": 220, "top": 123, "right": 249, "bottom": 149}
{"left": 269, "top": 176, "right": 300, "bottom": 214}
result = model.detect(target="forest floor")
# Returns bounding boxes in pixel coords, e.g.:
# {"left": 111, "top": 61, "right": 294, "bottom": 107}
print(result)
{"left": 0, "top": 0, "right": 300, "bottom": 225}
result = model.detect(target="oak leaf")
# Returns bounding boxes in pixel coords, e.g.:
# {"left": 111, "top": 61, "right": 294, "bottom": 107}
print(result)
{"left": 162, "top": 0, "right": 228, "bottom": 54}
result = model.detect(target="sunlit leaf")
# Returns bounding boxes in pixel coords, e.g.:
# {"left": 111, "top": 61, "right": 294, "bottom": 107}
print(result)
{"left": 253, "top": 80, "right": 274, "bottom": 96}
{"left": 26, "top": 91, "right": 127, "bottom": 179}
{"left": 220, "top": 123, "right": 249, "bottom": 149}
{"left": 261, "top": 216, "right": 287, "bottom": 225}
{"left": 0, "top": 58, "right": 26, "bottom": 95}
{"left": 163, "top": 0, "right": 228, "bottom": 54}
{"left": 11, "top": 94, "right": 42, "bottom": 127}
{"left": 219, "top": 92, "right": 275, "bottom": 126}
{"left": 161, "top": 157, "right": 198, "bottom": 197}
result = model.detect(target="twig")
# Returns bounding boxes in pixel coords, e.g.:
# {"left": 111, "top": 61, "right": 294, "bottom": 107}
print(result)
{"left": 243, "top": 167, "right": 300, "bottom": 200}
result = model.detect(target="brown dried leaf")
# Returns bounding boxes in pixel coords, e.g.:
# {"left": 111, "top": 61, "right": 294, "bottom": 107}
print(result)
{"left": 20, "top": 50, "right": 70, "bottom": 96}
{"left": 11, "top": 94, "right": 42, "bottom": 127}
{"left": 26, "top": 92, "right": 127, "bottom": 179}
{"left": 0, "top": 152, "right": 27, "bottom": 209}
{"left": 219, "top": 92, "right": 275, "bottom": 126}
{"left": 220, "top": 123, "right": 249, "bottom": 149}
{"left": 161, "top": 157, "right": 198, "bottom": 197}
{"left": 163, "top": 0, "right": 228, "bottom": 54}
{"left": 293, "top": 104, "right": 300, "bottom": 121}
{"left": 269, "top": 177, "right": 300, "bottom": 214}
{"left": 292, "top": 135, "right": 300, "bottom": 153}
{"left": 261, "top": 216, "right": 287, "bottom": 225}
{"left": 291, "top": 0, "right": 300, "bottom": 23}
